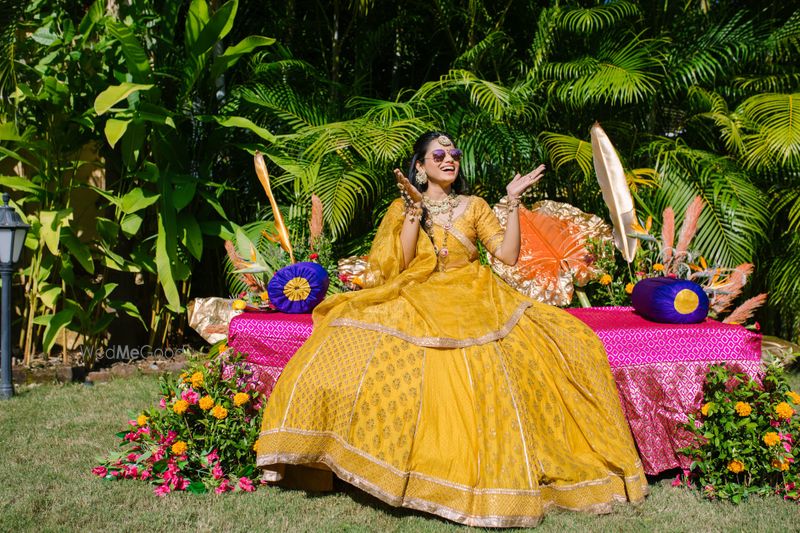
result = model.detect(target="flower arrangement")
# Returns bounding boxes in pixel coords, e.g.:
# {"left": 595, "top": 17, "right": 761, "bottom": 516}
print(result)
{"left": 678, "top": 364, "right": 800, "bottom": 503}
{"left": 585, "top": 195, "right": 766, "bottom": 325}
{"left": 93, "top": 349, "right": 267, "bottom": 495}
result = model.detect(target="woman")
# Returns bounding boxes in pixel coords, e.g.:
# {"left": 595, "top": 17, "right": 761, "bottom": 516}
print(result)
{"left": 256, "top": 132, "right": 648, "bottom": 527}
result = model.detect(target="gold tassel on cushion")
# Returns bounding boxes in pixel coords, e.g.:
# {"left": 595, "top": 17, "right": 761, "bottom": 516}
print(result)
{"left": 254, "top": 151, "right": 295, "bottom": 263}
{"left": 591, "top": 122, "right": 638, "bottom": 262}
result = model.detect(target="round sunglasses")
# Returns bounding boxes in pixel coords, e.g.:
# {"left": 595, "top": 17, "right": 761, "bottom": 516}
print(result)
{"left": 425, "top": 148, "right": 463, "bottom": 163}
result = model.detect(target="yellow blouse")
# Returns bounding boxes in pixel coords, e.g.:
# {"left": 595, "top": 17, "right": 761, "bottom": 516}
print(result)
{"left": 312, "top": 196, "right": 532, "bottom": 347}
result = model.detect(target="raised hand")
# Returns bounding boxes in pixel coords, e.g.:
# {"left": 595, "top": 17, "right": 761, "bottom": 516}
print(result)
{"left": 394, "top": 168, "right": 423, "bottom": 207}
{"left": 506, "top": 164, "right": 546, "bottom": 200}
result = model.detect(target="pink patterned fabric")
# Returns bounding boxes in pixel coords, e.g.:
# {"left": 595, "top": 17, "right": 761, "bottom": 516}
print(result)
{"left": 228, "top": 306, "right": 763, "bottom": 475}
{"left": 228, "top": 312, "right": 314, "bottom": 393}
{"left": 566, "top": 306, "right": 762, "bottom": 474}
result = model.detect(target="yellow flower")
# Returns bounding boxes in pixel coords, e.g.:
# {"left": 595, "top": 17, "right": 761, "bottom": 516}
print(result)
{"left": 763, "top": 432, "right": 781, "bottom": 447}
{"left": 734, "top": 401, "right": 752, "bottom": 417}
{"left": 199, "top": 395, "right": 214, "bottom": 410}
{"left": 218, "top": 342, "right": 228, "bottom": 353}
{"left": 652, "top": 263, "right": 665, "bottom": 272}
{"left": 259, "top": 291, "right": 270, "bottom": 302}
{"left": 252, "top": 438, "right": 260, "bottom": 452}
{"left": 211, "top": 405, "right": 228, "bottom": 420}
{"left": 190, "top": 371, "right": 204, "bottom": 389}
{"left": 701, "top": 402, "right": 713, "bottom": 416}
{"left": 625, "top": 282, "right": 635, "bottom": 294}
{"left": 599, "top": 274, "right": 612, "bottom": 286}
{"left": 234, "top": 392, "right": 250, "bottom": 407}
{"left": 232, "top": 299, "right": 247, "bottom": 310}
{"left": 771, "top": 459, "right": 790, "bottom": 471}
{"left": 727, "top": 460, "right": 745, "bottom": 474}
{"left": 136, "top": 414, "right": 148, "bottom": 426}
{"left": 172, "top": 399, "right": 189, "bottom": 415}
{"left": 787, "top": 391, "right": 800, "bottom": 404}
{"left": 775, "top": 402, "right": 795, "bottom": 419}
{"left": 171, "top": 441, "right": 187, "bottom": 455}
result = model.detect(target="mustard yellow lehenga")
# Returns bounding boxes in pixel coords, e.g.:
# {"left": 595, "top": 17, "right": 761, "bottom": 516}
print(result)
{"left": 256, "top": 196, "right": 648, "bottom": 527}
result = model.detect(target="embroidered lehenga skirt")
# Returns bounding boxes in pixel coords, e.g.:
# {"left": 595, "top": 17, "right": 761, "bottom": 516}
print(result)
{"left": 256, "top": 198, "right": 648, "bottom": 527}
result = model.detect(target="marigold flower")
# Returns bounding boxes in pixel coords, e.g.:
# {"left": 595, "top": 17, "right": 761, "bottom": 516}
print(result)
{"left": 701, "top": 402, "right": 713, "bottom": 416}
{"left": 788, "top": 391, "right": 800, "bottom": 404}
{"left": 211, "top": 405, "right": 228, "bottom": 420}
{"left": 199, "top": 395, "right": 214, "bottom": 410}
{"left": 190, "top": 371, "right": 204, "bottom": 389}
{"left": 727, "top": 460, "right": 745, "bottom": 473}
{"left": 763, "top": 432, "right": 781, "bottom": 447}
{"left": 771, "top": 459, "right": 790, "bottom": 471}
{"left": 259, "top": 291, "right": 270, "bottom": 302}
{"left": 652, "top": 263, "right": 665, "bottom": 272}
{"left": 136, "top": 414, "right": 148, "bottom": 426}
{"left": 625, "top": 282, "right": 635, "bottom": 294}
{"left": 734, "top": 401, "right": 752, "bottom": 417}
{"left": 776, "top": 402, "right": 795, "bottom": 419}
{"left": 171, "top": 441, "right": 188, "bottom": 455}
{"left": 599, "top": 274, "right": 612, "bottom": 286}
{"left": 172, "top": 399, "right": 189, "bottom": 415}
{"left": 232, "top": 299, "right": 247, "bottom": 310}
{"left": 234, "top": 392, "right": 250, "bottom": 407}
{"left": 252, "top": 438, "right": 261, "bottom": 452}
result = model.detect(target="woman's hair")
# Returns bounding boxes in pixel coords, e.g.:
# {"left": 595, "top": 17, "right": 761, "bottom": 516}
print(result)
{"left": 407, "top": 131, "right": 468, "bottom": 195}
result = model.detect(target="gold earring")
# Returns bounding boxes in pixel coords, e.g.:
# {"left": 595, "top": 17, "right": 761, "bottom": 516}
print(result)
{"left": 415, "top": 168, "right": 428, "bottom": 185}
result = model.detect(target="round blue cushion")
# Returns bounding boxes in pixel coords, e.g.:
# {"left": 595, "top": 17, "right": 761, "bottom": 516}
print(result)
{"left": 267, "top": 262, "right": 330, "bottom": 314}
{"left": 630, "top": 277, "right": 709, "bottom": 324}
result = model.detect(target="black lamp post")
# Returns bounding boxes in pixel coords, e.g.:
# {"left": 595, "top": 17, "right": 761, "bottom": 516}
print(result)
{"left": 0, "top": 193, "right": 29, "bottom": 400}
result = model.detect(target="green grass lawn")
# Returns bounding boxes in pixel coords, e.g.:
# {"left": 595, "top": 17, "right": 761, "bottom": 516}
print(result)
{"left": 1, "top": 374, "right": 799, "bottom": 532}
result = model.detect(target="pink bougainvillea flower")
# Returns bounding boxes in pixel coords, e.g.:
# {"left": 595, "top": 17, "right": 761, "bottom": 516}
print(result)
{"left": 154, "top": 484, "right": 171, "bottom": 497}
{"left": 671, "top": 475, "right": 682, "bottom": 487}
{"left": 238, "top": 477, "right": 255, "bottom": 492}
{"left": 128, "top": 419, "right": 137, "bottom": 426}
{"left": 212, "top": 464, "right": 224, "bottom": 480}
{"left": 123, "top": 465, "right": 139, "bottom": 479}
{"left": 173, "top": 477, "right": 189, "bottom": 491}
{"left": 206, "top": 450, "right": 219, "bottom": 463}
{"left": 140, "top": 469, "right": 152, "bottom": 481}
{"left": 784, "top": 442, "right": 792, "bottom": 453}
{"left": 215, "top": 479, "right": 232, "bottom": 494}
{"left": 159, "top": 397, "right": 167, "bottom": 409}
{"left": 181, "top": 389, "right": 199, "bottom": 405}
{"left": 91, "top": 466, "right": 108, "bottom": 477}
{"left": 771, "top": 419, "right": 781, "bottom": 428}
{"left": 126, "top": 453, "right": 140, "bottom": 462}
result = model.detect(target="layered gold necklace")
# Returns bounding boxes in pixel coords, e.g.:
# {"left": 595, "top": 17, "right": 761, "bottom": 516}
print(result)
{"left": 422, "top": 192, "right": 459, "bottom": 271}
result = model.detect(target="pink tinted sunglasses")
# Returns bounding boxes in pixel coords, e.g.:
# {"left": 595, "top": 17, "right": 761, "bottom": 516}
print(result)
{"left": 426, "top": 148, "right": 463, "bottom": 163}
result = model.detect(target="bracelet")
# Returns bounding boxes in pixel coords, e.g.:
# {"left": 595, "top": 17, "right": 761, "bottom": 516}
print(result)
{"left": 507, "top": 197, "right": 521, "bottom": 213}
{"left": 405, "top": 204, "right": 423, "bottom": 223}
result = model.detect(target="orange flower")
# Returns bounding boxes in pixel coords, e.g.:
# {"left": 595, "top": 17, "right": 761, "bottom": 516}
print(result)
{"left": 232, "top": 299, "right": 247, "bottom": 310}
{"left": 172, "top": 399, "right": 189, "bottom": 415}
{"left": 776, "top": 402, "right": 795, "bottom": 419}
{"left": 136, "top": 414, "right": 148, "bottom": 426}
{"left": 771, "top": 459, "right": 790, "bottom": 471}
{"left": 701, "top": 402, "right": 713, "bottom": 416}
{"left": 727, "top": 460, "right": 745, "bottom": 474}
{"left": 252, "top": 438, "right": 261, "bottom": 452}
{"left": 259, "top": 291, "right": 270, "bottom": 302}
{"left": 787, "top": 391, "right": 800, "bottom": 404}
{"left": 763, "top": 432, "right": 780, "bottom": 447}
{"left": 652, "top": 263, "right": 665, "bottom": 272}
{"left": 625, "top": 282, "right": 635, "bottom": 294}
{"left": 211, "top": 405, "right": 228, "bottom": 420}
{"left": 190, "top": 371, "right": 204, "bottom": 389}
{"left": 171, "top": 441, "right": 187, "bottom": 455}
{"left": 734, "top": 402, "right": 752, "bottom": 417}
{"left": 599, "top": 274, "right": 612, "bottom": 286}
{"left": 234, "top": 392, "right": 250, "bottom": 407}
{"left": 199, "top": 395, "right": 214, "bottom": 410}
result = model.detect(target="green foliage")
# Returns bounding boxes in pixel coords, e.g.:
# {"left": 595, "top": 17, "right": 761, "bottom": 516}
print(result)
{"left": 679, "top": 364, "right": 800, "bottom": 503}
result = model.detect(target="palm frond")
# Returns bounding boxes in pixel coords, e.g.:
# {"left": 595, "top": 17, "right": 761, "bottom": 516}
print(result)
{"left": 739, "top": 93, "right": 800, "bottom": 170}
{"left": 540, "top": 132, "right": 593, "bottom": 177}
{"left": 556, "top": 1, "right": 640, "bottom": 33}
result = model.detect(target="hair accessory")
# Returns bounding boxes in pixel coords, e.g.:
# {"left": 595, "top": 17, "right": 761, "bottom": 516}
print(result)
{"left": 437, "top": 135, "right": 452, "bottom": 146}
{"left": 415, "top": 168, "right": 428, "bottom": 185}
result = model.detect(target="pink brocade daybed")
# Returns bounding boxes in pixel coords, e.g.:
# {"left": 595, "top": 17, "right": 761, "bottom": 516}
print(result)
{"left": 228, "top": 306, "right": 762, "bottom": 475}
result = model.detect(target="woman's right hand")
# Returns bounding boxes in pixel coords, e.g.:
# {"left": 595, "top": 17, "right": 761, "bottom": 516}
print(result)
{"left": 394, "top": 169, "right": 423, "bottom": 207}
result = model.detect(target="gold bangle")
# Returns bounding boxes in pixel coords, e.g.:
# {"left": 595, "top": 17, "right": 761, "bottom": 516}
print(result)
{"left": 507, "top": 197, "right": 521, "bottom": 212}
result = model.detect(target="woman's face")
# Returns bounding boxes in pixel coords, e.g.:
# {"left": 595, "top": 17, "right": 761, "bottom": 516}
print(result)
{"left": 416, "top": 136, "right": 461, "bottom": 188}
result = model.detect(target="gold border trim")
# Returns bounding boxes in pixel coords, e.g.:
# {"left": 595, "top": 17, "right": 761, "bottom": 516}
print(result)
{"left": 329, "top": 302, "right": 532, "bottom": 348}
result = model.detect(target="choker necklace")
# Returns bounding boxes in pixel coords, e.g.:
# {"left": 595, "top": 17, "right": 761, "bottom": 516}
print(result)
{"left": 422, "top": 192, "right": 459, "bottom": 216}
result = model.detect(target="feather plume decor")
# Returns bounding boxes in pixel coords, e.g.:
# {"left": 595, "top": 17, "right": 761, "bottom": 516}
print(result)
{"left": 707, "top": 263, "right": 754, "bottom": 314}
{"left": 722, "top": 293, "right": 768, "bottom": 325}
{"left": 674, "top": 196, "right": 704, "bottom": 266}
{"left": 224, "top": 240, "right": 264, "bottom": 292}
{"left": 661, "top": 207, "right": 675, "bottom": 264}
{"left": 254, "top": 152, "right": 295, "bottom": 263}
{"left": 309, "top": 194, "right": 324, "bottom": 248}
{"left": 591, "top": 122, "right": 638, "bottom": 262}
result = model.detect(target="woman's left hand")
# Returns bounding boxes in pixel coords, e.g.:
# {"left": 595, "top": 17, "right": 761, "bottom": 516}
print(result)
{"left": 506, "top": 164, "right": 546, "bottom": 199}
